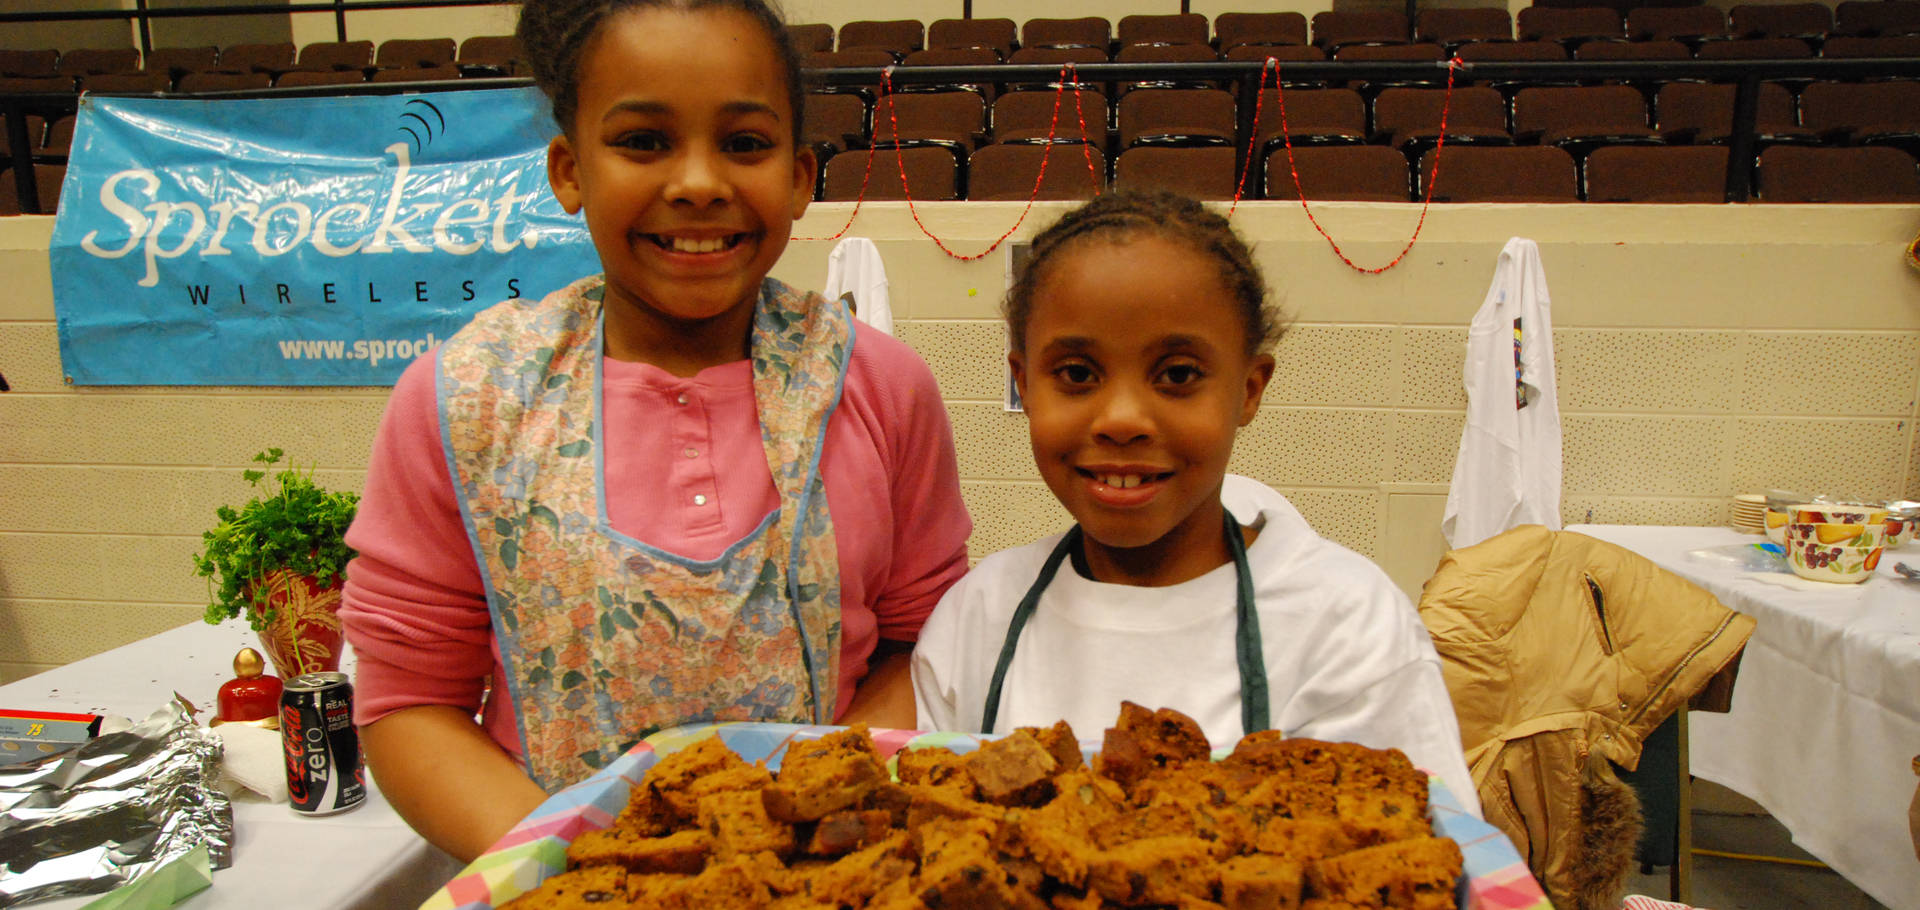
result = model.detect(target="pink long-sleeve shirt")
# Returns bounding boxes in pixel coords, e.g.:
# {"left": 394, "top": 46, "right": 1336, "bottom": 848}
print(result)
{"left": 339, "top": 326, "right": 971, "bottom": 760}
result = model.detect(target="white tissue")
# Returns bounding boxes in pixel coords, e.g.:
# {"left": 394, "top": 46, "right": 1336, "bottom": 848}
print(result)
{"left": 210, "top": 724, "right": 286, "bottom": 803}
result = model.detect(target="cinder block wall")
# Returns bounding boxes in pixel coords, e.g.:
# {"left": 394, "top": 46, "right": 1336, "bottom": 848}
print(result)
{"left": 5, "top": 201, "right": 1916, "bottom": 683}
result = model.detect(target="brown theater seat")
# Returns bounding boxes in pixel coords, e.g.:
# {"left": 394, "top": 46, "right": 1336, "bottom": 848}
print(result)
{"left": 1251, "top": 87, "right": 1368, "bottom": 150}
{"left": 787, "top": 23, "right": 834, "bottom": 54}
{"left": 1799, "top": 80, "right": 1920, "bottom": 145}
{"left": 1833, "top": 0, "right": 1920, "bottom": 37}
{"left": 1654, "top": 81, "right": 1814, "bottom": 146}
{"left": 80, "top": 72, "right": 170, "bottom": 93}
{"left": 1695, "top": 38, "right": 1816, "bottom": 59}
{"left": 1113, "top": 43, "right": 1220, "bottom": 94}
{"left": 1113, "top": 145, "right": 1240, "bottom": 199}
{"left": 1311, "top": 10, "right": 1410, "bottom": 49}
{"left": 1118, "top": 13, "right": 1210, "bottom": 47}
{"left": 872, "top": 90, "right": 987, "bottom": 151}
{"left": 1415, "top": 7, "right": 1515, "bottom": 48}
{"left": 1575, "top": 39, "right": 1691, "bottom": 60}
{"left": 821, "top": 145, "right": 958, "bottom": 200}
{"left": 289, "top": 40, "right": 373, "bottom": 73}
{"left": 0, "top": 163, "right": 66, "bottom": 215}
{"left": 1517, "top": 6, "right": 1624, "bottom": 46}
{"left": 275, "top": 69, "right": 366, "bottom": 88}
{"left": 375, "top": 38, "right": 456, "bottom": 70}
{"left": 217, "top": 42, "right": 295, "bottom": 75}
{"left": 56, "top": 48, "right": 141, "bottom": 77}
{"left": 1627, "top": 6, "right": 1729, "bottom": 43}
{"left": 1512, "top": 84, "right": 1661, "bottom": 166}
{"left": 927, "top": 18, "right": 1016, "bottom": 58}
{"left": 1215, "top": 12, "right": 1310, "bottom": 51}
{"left": 1757, "top": 146, "right": 1920, "bottom": 201}
{"left": 803, "top": 91, "right": 868, "bottom": 159}
{"left": 1022, "top": 17, "right": 1111, "bottom": 50}
{"left": 1371, "top": 86, "right": 1514, "bottom": 159}
{"left": 457, "top": 35, "right": 523, "bottom": 75}
{"left": 899, "top": 47, "right": 1000, "bottom": 100}
{"left": 41, "top": 116, "right": 74, "bottom": 155}
{"left": 1334, "top": 42, "right": 1446, "bottom": 60}
{"left": 1821, "top": 35, "right": 1920, "bottom": 57}
{"left": 1117, "top": 88, "right": 1235, "bottom": 148}
{"left": 1584, "top": 145, "right": 1730, "bottom": 202}
{"left": 1729, "top": 3, "right": 1833, "bottom": 40}
{"left": 369, "top": 65, "right": 462, "bottom": 83}
{"left": 992, "top": 88, "right": 1108, "bottom": 145}
{"left": 143, "top": 46, "right": 219, "bottom": 78}
{"left": 838, "top": 19, "right": 923, "bottom": 58}
{"left": 1222, "top": 43, "right": 1327, "bottom": 75}
{"left": 1455, "top": 39, "right": 1566, "bottom": 60}
{"left": 1264, "top": 144, "right": 1411, "bottom": 201}
{"left": 967, "top": 144, "right": 1106, "bottom": 200}
{"left": 0, "top": 49, "right": 60, "bottom": 78}
{"left": 1006, "top": 45, "right": 1110, "bottom": 89}
{"left": 0, "top": 77, "right": 72, "bottom": 95}
{"left": 177, "top": 71, "right": 271, "bottom": 92}
{"left": 1421, "top": 145, "right": 1579, "bottom": 201}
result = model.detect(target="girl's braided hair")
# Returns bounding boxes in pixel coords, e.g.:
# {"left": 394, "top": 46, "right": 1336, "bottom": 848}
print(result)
{"left": 1006, "top": 190, "right": 1284, "bottom": 358}
{"left": 517, "top": 0, "right": 806, "bottom": 146}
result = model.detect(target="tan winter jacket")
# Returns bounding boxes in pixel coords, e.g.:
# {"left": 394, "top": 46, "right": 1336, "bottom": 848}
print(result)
{"left": 1418, "top": 526, "right": 1755, "bottom": 910}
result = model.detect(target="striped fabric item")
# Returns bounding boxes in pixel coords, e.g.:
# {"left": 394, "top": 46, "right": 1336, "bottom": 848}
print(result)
{"left": 1623, "top": 895, "right": 1705, "bottom": 910}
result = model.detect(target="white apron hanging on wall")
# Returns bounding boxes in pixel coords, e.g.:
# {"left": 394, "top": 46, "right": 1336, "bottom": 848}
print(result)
{"left": 1442, "top": 237, "right": 1562, "bottom": 549}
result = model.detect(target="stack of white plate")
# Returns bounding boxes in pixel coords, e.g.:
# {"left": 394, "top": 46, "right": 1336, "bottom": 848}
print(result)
{"left": 1731, "top": 493, "right": 1767, "bottom": 534}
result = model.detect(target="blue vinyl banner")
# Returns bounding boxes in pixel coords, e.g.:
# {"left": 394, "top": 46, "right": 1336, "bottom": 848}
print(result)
{"left": 49, "top": 87, "right": 598, "bottom": 385}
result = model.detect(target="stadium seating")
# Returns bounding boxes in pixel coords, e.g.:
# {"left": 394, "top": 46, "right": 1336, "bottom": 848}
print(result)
{"left": 4, "top": 5, "right": 1920, "bottom": 212}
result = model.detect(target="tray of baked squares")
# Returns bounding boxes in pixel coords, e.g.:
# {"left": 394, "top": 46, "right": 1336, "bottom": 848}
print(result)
{"left": 421, "top": 704, "right": 1549, "bottom": 910}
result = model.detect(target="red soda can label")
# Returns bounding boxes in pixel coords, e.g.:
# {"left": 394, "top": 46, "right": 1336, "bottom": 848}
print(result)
{"left": 281, "top": 671, "right": 366, "bottom": 815}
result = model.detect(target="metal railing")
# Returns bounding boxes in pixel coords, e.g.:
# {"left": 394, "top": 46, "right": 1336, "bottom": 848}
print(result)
{"left": 7, "top": 57, "right": 1920, "bottom": 214}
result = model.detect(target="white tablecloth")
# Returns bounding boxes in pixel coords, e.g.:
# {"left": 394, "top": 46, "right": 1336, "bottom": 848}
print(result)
{"left": 0, "top": 621, "right": 463, "bottom": 909}
{"left": 1570, "top": 524, "right": 1920, "bottom": 910}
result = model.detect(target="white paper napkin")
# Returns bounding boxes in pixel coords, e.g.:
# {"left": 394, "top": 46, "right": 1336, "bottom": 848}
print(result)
{"left": 210, "top": 723, "right": 286, "bottom": 803}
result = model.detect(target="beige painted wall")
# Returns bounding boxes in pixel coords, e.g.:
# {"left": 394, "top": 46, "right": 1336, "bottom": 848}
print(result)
{"left": 4, "top": 200, "right": 1918, "bottom": 684}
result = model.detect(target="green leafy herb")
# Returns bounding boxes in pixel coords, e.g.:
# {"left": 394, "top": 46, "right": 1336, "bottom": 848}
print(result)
{"left": 190, "top": 448, "right": 360, "bottom": 631}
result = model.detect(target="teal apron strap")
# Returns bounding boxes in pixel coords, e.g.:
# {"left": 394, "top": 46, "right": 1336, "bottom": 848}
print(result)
{"left": 1227, "top": 511, "right": 1270, "bottom": 735}
{"left": 979, "top": 512, "right": 1272, "bottom": 737}
{"left": 979, "top": 527, "right": 1080, "bottom": 735}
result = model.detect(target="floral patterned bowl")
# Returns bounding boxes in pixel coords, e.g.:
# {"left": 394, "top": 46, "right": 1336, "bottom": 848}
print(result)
{"left": 1784, "top": 523, "right": 1884, "bottom": 583}
{"left": 1788, "top": 503, "right": 1890, "bottom": 527}
{"left": 1886, "top": 515, "right": 1914, "bottom": 550}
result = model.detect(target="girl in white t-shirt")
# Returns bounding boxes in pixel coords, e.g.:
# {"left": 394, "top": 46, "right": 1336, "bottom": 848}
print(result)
{"left": 910, "top": 190, "right": 1477, "bottom": 813}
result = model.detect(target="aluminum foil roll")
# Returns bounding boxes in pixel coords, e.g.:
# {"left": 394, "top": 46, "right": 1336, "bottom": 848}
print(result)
{"left": 0, "top": 700, "right": 231, "bottom": 907}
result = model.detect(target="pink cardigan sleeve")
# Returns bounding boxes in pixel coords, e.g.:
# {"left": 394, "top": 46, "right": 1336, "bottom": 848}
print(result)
{"left": 847, "top": 329, "right": 972, "bottom": 645}
{"left": 338, "top": 355, "right": 513, "bottom": 749}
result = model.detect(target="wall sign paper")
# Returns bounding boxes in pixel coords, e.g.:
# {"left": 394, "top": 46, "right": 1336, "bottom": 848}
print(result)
{"left": 48, "top": 87, "right": 597, "bottom": 386}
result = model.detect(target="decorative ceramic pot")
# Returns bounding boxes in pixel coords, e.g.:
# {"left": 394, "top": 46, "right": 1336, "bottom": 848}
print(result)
{"left": 249, "top": 568, "right": 345, "bottom": 680}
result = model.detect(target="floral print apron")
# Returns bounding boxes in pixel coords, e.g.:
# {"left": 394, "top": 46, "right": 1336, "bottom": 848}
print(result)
{"left": 439, "top": 275, "right": 849, "bottom": 789}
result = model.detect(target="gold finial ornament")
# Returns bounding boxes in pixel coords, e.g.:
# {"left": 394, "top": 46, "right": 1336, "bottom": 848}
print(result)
{"left": 233, "top": 647, "right": 266, "bottom": 678}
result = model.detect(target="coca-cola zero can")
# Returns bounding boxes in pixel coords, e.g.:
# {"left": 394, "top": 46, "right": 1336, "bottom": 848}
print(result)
{"left": 281, "top": 671, "right": 365, "bottom": 815}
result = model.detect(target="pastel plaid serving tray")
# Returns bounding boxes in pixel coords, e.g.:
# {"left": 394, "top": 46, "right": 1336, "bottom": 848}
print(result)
{"left": 421, "top": 724, "right": 1551, "bottom": 910}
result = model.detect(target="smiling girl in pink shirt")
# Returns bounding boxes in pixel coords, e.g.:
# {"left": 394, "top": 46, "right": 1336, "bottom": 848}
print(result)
{"left": 339, "top": 0, "right": 970, "bottom": 862}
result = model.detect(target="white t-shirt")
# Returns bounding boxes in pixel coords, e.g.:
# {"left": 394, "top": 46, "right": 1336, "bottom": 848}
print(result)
{"left": 1442, "top": 236, "right": 1561, "bottom": 549}
{"left": 912, "top": 475, "right": 1480, "bottom": 817}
